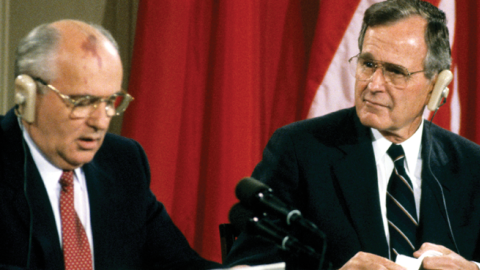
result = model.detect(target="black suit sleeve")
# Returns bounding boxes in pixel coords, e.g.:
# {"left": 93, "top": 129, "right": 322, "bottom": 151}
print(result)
{"left": 143, "top": 191, "right": 222, "bottom": 269}
{"left": 225, "top": 127, "right": 301, "bottom": 267}
{"left": 91, "top": 136, "right": 223, "bottom": 269}
{"left": 129, "top": 140, "right": 223, "bottom": 270}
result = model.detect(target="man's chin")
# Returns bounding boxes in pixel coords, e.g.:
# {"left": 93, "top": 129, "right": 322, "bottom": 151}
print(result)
{"left": 59, "top": 152, "right": 97, "bottom": 170}
{"left": 357, "top": 111, "right": 390, "bottom": 130}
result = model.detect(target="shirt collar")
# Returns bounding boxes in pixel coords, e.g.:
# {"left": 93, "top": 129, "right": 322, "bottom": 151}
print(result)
{"left": 19, "top": 118, "right": 83, "bottom": 183}
{"left": 371, "top": 119, "right": 424, "bottom": 171}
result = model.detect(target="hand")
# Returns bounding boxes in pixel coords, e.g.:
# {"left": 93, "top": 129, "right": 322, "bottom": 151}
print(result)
{"left": 414, "top": 242, "right": 478, "bottom": 270}
{"left": 339, "top": 252, "right": 406, "bottom": 270}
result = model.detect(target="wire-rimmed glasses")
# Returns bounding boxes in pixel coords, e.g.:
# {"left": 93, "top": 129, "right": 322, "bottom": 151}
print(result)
{"left": 348, "top": 54, "right": 425, "bottom": 89}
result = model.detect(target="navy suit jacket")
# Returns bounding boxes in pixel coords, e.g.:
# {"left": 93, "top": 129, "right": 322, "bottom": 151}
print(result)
{"left": 225, "top": 107, "right": 480, "bottom": 269}
{"left": 0, "top": 109, "right": 222, "bottom": 270}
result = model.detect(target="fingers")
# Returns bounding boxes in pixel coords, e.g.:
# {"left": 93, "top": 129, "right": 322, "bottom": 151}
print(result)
{"left": 414, "top": 243, "right": 478, "bottom": 270}
{"left": 421, "top": 253, "right": 478, "bottom": 270}
{"left": 413, "top": 242, "right": 452, "bottom": 258}
{"left": 340, "top": 252, "right": 406, "bottom": 270}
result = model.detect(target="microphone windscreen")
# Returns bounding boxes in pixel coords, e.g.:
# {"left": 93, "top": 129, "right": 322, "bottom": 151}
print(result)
{"left": 228, "top": 203, "right": 254, "bottom": 233}
{"left": 235, "top": 177, "right": 270, "bottom": 207}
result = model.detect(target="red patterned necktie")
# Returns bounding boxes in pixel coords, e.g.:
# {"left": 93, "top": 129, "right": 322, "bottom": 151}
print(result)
{"left": 59, "top": 170, "right": 93, "bottom": 270}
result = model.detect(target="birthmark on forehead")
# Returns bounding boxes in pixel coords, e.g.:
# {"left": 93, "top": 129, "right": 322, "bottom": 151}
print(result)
{"left": 81, "top": 34, "right": 103, "bottom": 68}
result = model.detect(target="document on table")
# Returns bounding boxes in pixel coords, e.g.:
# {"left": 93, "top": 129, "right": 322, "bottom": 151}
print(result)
{"left": 212, "top": 262, "right": 285, "bottom": 270}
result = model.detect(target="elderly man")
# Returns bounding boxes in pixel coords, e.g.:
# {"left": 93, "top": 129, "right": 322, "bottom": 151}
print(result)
{"left": 225, "top": 0, "right": 480, "bottom": 269}
{"left": 0, "top": 20, "right": 222, "bottom": 269}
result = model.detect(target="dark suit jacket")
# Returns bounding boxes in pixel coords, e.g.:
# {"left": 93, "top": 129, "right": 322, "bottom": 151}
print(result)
{"left": 0, "top": 109, "right": 222, "bottom": 270}
{"left": 225, "top": 107, "right": 480, "bottom": 269}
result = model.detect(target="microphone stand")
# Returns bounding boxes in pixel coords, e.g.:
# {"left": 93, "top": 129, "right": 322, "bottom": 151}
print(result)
{"left": 279, "top": 229, "right": 330, "bottom": 270}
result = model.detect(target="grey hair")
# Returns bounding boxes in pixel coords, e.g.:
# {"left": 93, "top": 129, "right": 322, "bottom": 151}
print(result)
{"left": 14, "top": 23, "right": 60, "bottom": 83}
{"left": 14, "top": 21, "right": 119, "bottom": 85}
{"left": 358, "top": 0, "right": 451, "bottom": 79}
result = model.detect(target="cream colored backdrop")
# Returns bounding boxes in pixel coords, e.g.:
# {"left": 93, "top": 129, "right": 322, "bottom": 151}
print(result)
{"left": 0, "top": 0, "right": 138, "bottom": 134}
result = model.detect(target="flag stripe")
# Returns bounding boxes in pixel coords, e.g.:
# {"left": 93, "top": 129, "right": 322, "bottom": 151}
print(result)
{"left": 303, "top": 0, "right": 363, "bottom": 118}
{"left": 306, "top": 0, "right": 383, "bottom": 119}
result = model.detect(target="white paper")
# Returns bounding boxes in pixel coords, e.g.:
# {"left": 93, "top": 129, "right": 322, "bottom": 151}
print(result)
{"left": 212, "top": 262, "right": 285, "bottom": 270}
{"left": 395, "top": 250, "right": 442, "bottom": 270}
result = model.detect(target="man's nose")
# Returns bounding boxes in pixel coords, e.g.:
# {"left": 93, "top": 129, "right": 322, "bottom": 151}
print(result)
{"left": 368, "top": 67, "right": 387, "bottom": 91}
{"left": 86, "top": 102, "right": 111, "bottom": 130}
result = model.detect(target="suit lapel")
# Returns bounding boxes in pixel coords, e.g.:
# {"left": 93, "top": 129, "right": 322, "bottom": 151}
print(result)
{"left": 331, "top": 112, "right": 389, "bottom": 258}
{"left": 1, "top": 110, "right": 64, "bottom": 268}
{"left": 83, "top": 161, "right": 117, "bottom": 269}
{"left": 26, "top": 157, "right": 65, "bottom": 269}
{"left": 416, "top": 123, "right": 456, "bottom": 249}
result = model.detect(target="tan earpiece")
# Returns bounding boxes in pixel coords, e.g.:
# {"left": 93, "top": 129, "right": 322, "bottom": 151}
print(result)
{"left": 427, "top": 70, "right": 453, "bottom": 111}
{"left": 15, "top": 75, "right": 37, "bottom": 123}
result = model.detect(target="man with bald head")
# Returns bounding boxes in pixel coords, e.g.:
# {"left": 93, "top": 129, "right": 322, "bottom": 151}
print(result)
{"left": 0, "top": 20, "right": 222, "bottom": 269}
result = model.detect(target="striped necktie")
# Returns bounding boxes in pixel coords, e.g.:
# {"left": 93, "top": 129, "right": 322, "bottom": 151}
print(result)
{"left": 59, "top": 170, "right": 93, "bottom": 270}
{"left": 386, "top": 144, "right": 418, "bottom": 260}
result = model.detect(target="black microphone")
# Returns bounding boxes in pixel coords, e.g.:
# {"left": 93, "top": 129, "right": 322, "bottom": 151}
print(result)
{"left": 235, "top": 177, "right": 324, "bottom": 238}
{"left": 229, "top": 203, "right": 320, "bottom": 258}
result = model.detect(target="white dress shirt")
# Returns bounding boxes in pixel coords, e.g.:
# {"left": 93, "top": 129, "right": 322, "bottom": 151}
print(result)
{"left": 20, "top": 122, "right": 94, "bottom": 260}
{"left": 371, "top": 120, "right": 424, "bottom": 247}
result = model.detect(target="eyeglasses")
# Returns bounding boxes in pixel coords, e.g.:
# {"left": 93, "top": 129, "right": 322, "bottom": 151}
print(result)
{"left": 34, "top": 78, "right": 134, "bottom": 118}
{"left": 348, "top": 54, "right": 425, "bottom": 89}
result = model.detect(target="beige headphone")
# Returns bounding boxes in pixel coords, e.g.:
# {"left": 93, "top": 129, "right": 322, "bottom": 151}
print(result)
{"left": 427, "top": 70, "right": 453, "bottom": 111}
{"left": 14, "top": 74, "right": 37, "bottom": 123}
